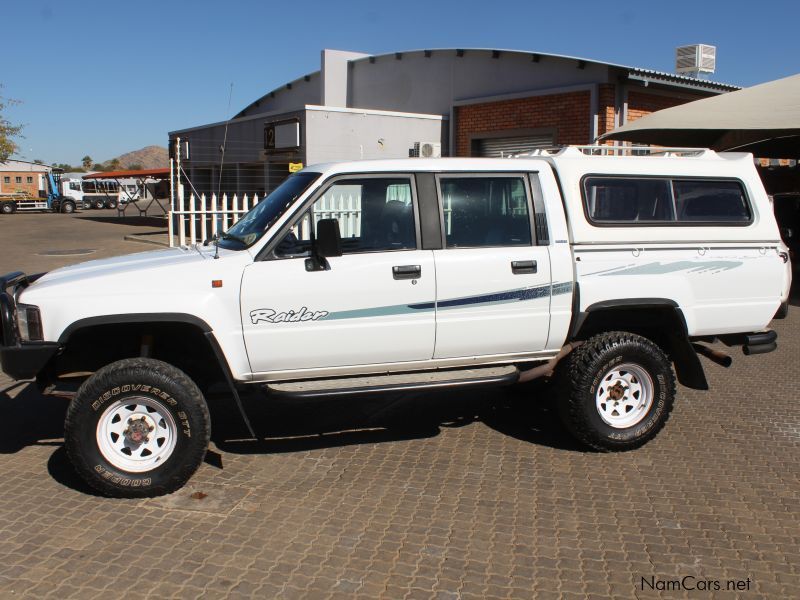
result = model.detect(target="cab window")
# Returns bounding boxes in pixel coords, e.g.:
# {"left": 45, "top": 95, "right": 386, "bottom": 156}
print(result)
{"left": 275, "top": 177, "right": 417, "bottom": 256}
{"left": 439, "top": 176, "right": 532, "bottom": 248}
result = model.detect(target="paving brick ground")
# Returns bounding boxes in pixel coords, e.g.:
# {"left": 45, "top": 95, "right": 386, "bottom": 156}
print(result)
{"left": 0, "top": 213, "right": 798, "bottom": 598}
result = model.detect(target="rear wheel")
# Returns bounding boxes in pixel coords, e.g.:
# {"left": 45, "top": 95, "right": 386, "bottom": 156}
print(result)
{"left": 65, "top": 358, "right": 211, "bottom": 497}
{"left": 1, "top": 202, "right": 14, "bottom": 214}
{"left": 558, "top": 331, "right": 675, "bottom": 451}
{"left": 94, "top": 199, "right": 105, "bottom": 209}
{"left": 106, "top": 199, "right": 118, "bottom": 209}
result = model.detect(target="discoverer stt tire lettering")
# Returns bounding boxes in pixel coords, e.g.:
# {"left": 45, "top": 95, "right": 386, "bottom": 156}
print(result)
{"left": 558, "top": 331, "right": 676, "bottom": 451}
{"left": 65, "top": 358, "right": 211, "bottom": 498}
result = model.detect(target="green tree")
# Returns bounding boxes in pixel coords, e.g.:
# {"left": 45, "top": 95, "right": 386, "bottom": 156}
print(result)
{"left": 92, "top": 163, "right": 105, "bottom": 171}
{"left": 109, "top": 158, "right": 121, "bottom": 171}
{"left": 81, "top": 155, "right": 92, "bottom": 169}
{"left": 0, "top": 85, "right": 23, "bottom": 161}
{"left": 127, "top": 163, "right": 143, "bottom": 170}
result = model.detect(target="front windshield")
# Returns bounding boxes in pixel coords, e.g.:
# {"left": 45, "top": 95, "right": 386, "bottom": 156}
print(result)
{"left": 217, "top": 171, "right": 321, "bottom": 249}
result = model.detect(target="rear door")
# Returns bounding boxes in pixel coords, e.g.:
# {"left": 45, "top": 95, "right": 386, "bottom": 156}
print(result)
{"left": 432, "top": 173, "right": 552, "bottom": 358}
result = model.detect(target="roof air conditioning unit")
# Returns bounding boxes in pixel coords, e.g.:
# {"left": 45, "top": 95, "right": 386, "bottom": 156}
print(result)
{"left": 412, "top": 141, "right": 442, "bottom": 158}
{"left": 675, "top": 44, "right": 716, "bottom": 78}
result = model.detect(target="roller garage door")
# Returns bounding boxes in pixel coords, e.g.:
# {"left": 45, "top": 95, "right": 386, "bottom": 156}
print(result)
{"left": 476, "top": 134, "right": 554, "bottom": 157}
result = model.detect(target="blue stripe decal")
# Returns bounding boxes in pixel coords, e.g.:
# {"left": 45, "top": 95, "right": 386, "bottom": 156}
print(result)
{"left": 324, "top": 282, "right": 572, "bottom": 321}
{"left": 436, "top": 285, "right": 549, "bottom": 309}
{"left": 589, "top": 261, "right": 743, "bottom": 277}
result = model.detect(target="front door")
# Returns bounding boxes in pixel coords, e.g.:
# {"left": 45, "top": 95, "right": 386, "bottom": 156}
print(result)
{"left": 241, "top": 175, "right": 436, "bottom": 375}
{"left": 432, "top": 173, "right": 552, "bottom": 358}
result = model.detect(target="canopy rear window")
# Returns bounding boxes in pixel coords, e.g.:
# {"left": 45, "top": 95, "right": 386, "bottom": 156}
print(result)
{"left": 582, "top": 176, "right": 752, "bottom": 226}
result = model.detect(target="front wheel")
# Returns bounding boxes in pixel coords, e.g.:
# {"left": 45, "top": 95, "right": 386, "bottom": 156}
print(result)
{"left": 65, "top": 358, "right": 211, "bottom": 497}
{"left": 106, "top": 199, "right": 118, "bottom": 209}
{"left": 558, "top": 332, "right": 675, "bottom": 451}
{"left": 60, "top": 201, "right": 75, "bottom": 214}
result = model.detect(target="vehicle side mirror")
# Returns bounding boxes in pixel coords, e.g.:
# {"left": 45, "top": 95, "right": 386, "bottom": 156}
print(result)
{"left": 305, "top": 218, "right": 342, "bottom": 272}
{"left": 315, "top": 218, "right": 343, "bottom": 257}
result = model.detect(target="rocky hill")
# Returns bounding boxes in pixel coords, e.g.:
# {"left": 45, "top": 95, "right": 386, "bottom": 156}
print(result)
{"left": 105, "top": 145, "right": 168, "bottom": 170}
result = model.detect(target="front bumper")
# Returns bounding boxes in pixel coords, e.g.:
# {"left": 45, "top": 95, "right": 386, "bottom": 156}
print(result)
{"left": 1, "top": 271, "right": 57, "bottom": 380}
{"left": 0, "top": 343, "right": 59, "bottom": 380}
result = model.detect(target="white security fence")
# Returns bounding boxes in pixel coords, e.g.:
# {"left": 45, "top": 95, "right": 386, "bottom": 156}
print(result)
{"left": 295, "top": 189, "right": 362, "bottom": 242}
{"left": 168, "top": 191, "right": 364, "bottom": 247}
{"left": 169, "top": 193, "right": 261, "bottom": 247}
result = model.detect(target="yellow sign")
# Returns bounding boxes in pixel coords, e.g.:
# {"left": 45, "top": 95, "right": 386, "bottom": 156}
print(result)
{"left": 288, "top": 162, "right": 304, "bottom": 173}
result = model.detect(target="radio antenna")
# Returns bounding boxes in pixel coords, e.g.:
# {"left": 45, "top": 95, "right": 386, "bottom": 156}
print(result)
{"left": 217, "top": 82, "right": 234, "bottom": 198}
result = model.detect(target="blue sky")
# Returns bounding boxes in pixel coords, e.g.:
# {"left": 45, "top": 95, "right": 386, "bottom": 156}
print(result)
{"left": 3, "top": 0, "right": 799, "bottom": 165}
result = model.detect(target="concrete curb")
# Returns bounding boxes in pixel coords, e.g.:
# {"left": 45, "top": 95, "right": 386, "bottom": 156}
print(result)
{"left": 123, "top": 231, "right": 170, "bottom": 247}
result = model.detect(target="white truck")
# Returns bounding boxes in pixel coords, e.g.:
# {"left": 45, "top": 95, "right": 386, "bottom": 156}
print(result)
{"left": 61, "top": 176, "right": 141, "bottom": 210}
{"left": 0, "top": 147, "right": 791, "bottom": 497}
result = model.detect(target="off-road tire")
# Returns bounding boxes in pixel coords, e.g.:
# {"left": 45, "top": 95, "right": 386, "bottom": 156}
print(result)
{"left": 558, "top": 331, "right": 675, "bottom": 451}
{"left": 65, "top": 358, "right": 211, "bottom": 497}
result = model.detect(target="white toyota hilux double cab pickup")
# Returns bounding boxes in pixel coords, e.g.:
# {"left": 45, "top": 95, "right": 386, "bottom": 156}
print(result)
{"left": 0, "top": 146, "right": 791, "bottom": 497}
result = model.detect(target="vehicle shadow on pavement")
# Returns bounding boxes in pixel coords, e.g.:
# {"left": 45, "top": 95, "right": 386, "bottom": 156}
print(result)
{"left": 77, "top": 216, "right": 166, "bottom": 227}
{"left": 210, "top": 380, "right": 586, "bottom": 455}
{"left": 790, "top": 268, "right": 800, "bottom": 306}
{"left": 0, "top": 382, "right": 67, "bottom": 454}
{"left": 0, "top": 379, "right": 586, "bottom": 495}
{"left": 47, "top": 447, "right": 102, "bottom": 496}
{"left": 0, "top": 381, "right": 102, "bottom": 494}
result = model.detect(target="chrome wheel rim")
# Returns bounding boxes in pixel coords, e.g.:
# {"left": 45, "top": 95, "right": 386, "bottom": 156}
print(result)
{"left": 595, "top": 362, "right": 654, "bottom": 428}
{"left": 96, "top": 397, "right": 177, "bottom": 472}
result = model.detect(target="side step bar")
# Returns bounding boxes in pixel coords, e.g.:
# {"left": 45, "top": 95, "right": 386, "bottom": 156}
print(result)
{"left": 264, "top": 366, "right": 520, "bottom": 399}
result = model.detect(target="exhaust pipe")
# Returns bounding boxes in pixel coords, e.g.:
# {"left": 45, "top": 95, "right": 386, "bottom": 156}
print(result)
{"left": 518, "top": 342, "right": 582, "bottom": 383}
{"left": 692, "top": 343, "right": 732, "bottom": 368}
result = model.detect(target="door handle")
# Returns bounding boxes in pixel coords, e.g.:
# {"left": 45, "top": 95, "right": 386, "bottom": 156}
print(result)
{"left": 393, "top": 265, "right": 421, "bottom": 280}
{"left": 511, "top": 260, "right": 537, "bottom": 274}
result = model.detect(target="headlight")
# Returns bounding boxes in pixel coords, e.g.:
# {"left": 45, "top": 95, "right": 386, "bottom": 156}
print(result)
{"left": 16, "top": 304, "right": 43, "bottom": 342}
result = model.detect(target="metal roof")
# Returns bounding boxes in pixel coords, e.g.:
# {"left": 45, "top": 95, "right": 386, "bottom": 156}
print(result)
{"left": 626, "top": 67, "right": 739, "bottom": 92}
{"left": 234, "top": 48, "right": 740, "bottom": 118}
{"left": 0, "top": 159, "right": 52, "bottom": 172}
{"left": 348, "top": 49, "right": 740, "bottom": 92}
{"left": 82, "top": 168, "right": 169, "bottom": 180}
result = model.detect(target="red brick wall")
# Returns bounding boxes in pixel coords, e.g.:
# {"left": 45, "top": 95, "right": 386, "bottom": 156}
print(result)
{"left": 455, "top": 91, "right": 591, "bottom": 156}
{"left": 626, "top": 91, "right": 698, "bottom": 123}
{"left": 597, "top": 84, "right": 617, "bottom": 139}
{"left": 0, "top": 172, "right": 44, "bottom": 196}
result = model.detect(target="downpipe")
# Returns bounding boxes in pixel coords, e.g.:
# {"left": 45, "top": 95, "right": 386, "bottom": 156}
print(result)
{"left": 518, "top": 342, "right": 582, "bottom": 383}
{"left": 691, "top": 343, "right": 733, "bottom": 368}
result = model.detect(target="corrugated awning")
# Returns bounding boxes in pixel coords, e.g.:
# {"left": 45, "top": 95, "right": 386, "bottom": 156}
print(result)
{"left": 83, "top": 168, "right": 169, "bottom": 180}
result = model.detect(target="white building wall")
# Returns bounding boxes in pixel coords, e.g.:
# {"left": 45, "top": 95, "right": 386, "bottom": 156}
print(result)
{"left": 304, "top": 106, "right": 446, "bottom": 166}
